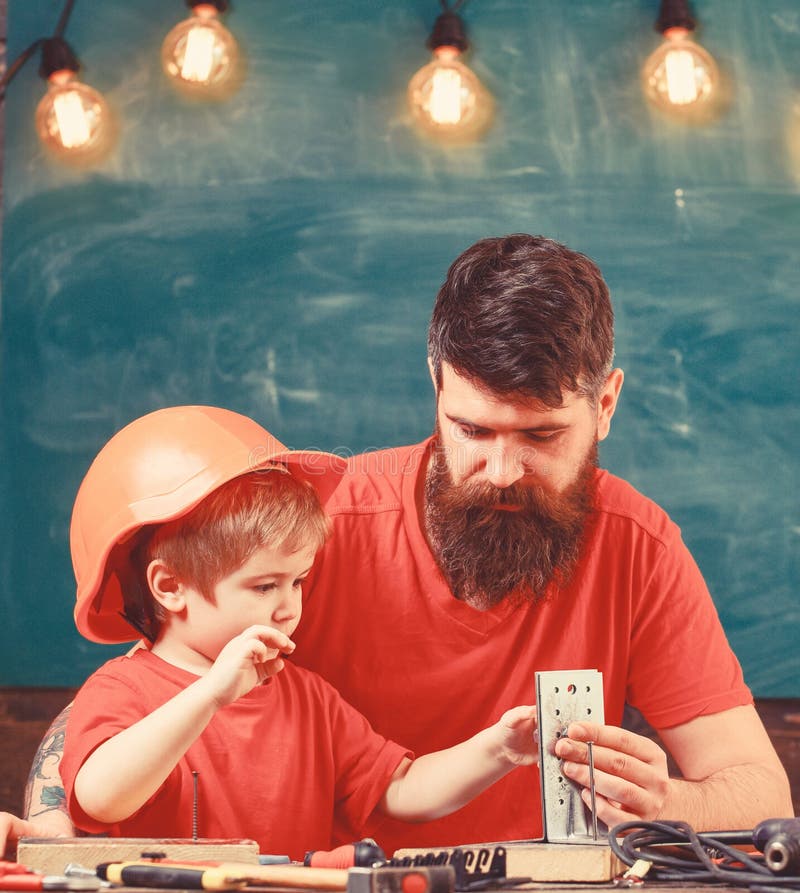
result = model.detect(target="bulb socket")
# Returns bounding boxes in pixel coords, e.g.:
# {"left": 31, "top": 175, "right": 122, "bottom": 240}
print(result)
{"left": 427, "top": 11, "right": 469, "bottom": 53}
{"left": 39, "top": 37, "right": 80, "bottom": 80}
{"left": 655, "top": 0, "right": 695, "bottom": 34}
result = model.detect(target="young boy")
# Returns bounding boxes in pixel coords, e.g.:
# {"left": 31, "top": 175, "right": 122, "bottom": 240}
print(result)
{"left": 60, "top": 405, "right": 537, "bottom": 860}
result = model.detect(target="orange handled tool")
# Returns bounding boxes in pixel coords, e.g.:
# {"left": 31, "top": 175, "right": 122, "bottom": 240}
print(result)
{"left": 305, "top": 839, "right": 387, "bottom": 869}
{"left": 97, "top": 860, "right": 348, "bottom": 890}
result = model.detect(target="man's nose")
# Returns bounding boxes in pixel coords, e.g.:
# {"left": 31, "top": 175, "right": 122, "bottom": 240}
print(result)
{"left": 484, "top": 443, "right": 530, "bottom": 489}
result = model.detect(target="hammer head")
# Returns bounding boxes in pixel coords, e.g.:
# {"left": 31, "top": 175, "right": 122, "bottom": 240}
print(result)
{"left": 346, "top": 866, "right": 455, "bottom": 893}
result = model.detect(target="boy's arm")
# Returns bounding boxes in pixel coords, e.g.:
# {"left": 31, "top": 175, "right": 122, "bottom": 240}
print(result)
{"left": 380, "top": 705, "right": 537, "bottom": 821}
{"left": 74, "top": 672, "right": 222, "bottom": 822}
{"left": 74, "top": 625, "right": 293, "bottom": 824}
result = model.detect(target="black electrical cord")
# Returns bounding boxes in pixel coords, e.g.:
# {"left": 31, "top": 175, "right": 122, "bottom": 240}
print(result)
{"left": 609, "top": 821, "right": 800, "bottom": 889}
{"left": 0, "top": 39, "right": 45, "bottom": 92}
{"left": 0, "top": 0, "right": 77, "bottom": 96}
{"left": 439, "top": 0, "right": 468, "bottom": 13}
{"left": 53, "top": 0, "right": 77, "bottom": 39}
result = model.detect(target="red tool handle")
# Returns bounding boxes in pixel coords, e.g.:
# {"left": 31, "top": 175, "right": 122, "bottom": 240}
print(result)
{"left": 305, "top": 839, "right": 386, "bottom": 869}
{"left": 0, "top": 876, "right": 43, "bottom": 890}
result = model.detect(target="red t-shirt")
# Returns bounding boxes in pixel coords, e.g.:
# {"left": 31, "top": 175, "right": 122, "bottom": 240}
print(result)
{"left": 294, "top": 438, "right": 752, "bottom": 853}
{"left": 61, "top": 650, "right": 410, "bottom": 860}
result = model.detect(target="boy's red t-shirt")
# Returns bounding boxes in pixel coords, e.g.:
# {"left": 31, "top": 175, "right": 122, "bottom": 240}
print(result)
{"left": 61, "top": 650, "right": 410, "bottom": 860}
{"left": 294, "top": 438, "right": 753, "bottom": 853}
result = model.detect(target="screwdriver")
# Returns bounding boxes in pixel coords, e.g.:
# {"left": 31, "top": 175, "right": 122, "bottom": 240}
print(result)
{"left": 304, "top": 839, "right": 387, "bottom": 869}
{"left": 96, "top": 862, "right": 246, "bottom": 891}
{"left": 96, "top": 860, "right": 349, "bottom": 891}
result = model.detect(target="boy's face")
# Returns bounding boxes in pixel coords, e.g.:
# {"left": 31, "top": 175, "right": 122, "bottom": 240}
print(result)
{"left": 182, "top": 543, "right": 317, "bottom": 661}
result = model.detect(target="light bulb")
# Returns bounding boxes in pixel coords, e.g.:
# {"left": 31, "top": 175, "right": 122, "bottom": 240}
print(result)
{"left": 642, "top": 26, "right": 719, "bottom": 117}
{"left": 162, "top": 2, "right": 241, "bottom": 100}
{"left": 35, "top": 69, "right": 115, "bottom": 166}
{"left": 407, "top": 10, "right": 493, "bottom": 143}
{"left": 408, "top": 46, "right": 493, "bottom": 141}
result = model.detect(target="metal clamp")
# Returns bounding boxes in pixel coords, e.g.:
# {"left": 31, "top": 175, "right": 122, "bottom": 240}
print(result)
{"left": 535, "top": 669, "right": 607, "bottom": 844}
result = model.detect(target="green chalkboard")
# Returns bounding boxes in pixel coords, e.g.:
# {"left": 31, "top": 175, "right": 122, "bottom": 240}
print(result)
{"left": 2, "top": 1, "right": 799, "bottom": 693}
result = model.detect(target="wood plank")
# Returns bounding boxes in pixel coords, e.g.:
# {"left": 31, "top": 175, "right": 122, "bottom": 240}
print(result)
{"left": 392, "top": 840, "right": 623, "bottom": 883}
{"left": 17, "top": 837, "right": 260, "bottom": 876}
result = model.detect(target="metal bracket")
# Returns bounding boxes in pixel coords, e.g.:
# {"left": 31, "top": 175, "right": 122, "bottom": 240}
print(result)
{"left": 535, "top": 669, "right": 607, "bottom": 844}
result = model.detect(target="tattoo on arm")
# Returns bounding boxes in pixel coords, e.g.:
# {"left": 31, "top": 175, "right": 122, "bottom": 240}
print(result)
{"left": 24, "top": 704, "right": 71, "bottom": 820}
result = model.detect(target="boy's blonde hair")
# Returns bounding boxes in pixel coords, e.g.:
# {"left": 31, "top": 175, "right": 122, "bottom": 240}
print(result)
{"left": 124, "top": 468, "right": 330, "bottom": 640}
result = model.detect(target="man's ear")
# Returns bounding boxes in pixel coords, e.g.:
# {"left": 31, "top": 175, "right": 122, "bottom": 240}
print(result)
{"left": 427, "top": 356, "right": 439, "bottom": 394}
{"left": 596, "top": 368, "right": 624, "bottom": 442}
{"left": 147, "top": 558, "right": 187, "bottom": 614}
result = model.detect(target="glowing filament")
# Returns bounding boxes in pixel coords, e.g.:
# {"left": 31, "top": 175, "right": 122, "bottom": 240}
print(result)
{"left": 181, "top": 25, "right": 216, "bottom": 82}
{"left": 664, "top": 49, "right": 699, "bottom": 105}
{"left": 52, "top": 89, "right": 91, "bottom": 147}
{"left": 429, "top": 67, "right": 464, "bottom": 124}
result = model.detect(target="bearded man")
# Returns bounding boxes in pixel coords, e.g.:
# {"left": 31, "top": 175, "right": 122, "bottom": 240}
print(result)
{"left": 295, "top": 234, "right": 790, "bottom": 850}
{"left": 12, "top": 234, "right": 790, "bottom": 858}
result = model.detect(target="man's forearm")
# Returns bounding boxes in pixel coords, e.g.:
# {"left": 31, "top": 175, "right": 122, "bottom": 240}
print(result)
{"left": 661, "top": 762, "right": 793, "bottom": 830}
{"left": 25, "top": 705, "right": 73, "bottom": 829}
{"left": 657, "top": 706, "right": 794, "bottom": 830}
{"left": 561, "top": 709, "right": 793, "bottom": 832}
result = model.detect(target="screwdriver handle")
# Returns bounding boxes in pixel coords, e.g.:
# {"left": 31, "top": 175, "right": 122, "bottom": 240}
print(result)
{"left": 305, "top": 839, "right": 386, "bottom": 869}
{"left": 0, "top": 877, "right": 43, "bottom": 891}
{"left": 97, "top": 863, "right": 243, "bottom": 890}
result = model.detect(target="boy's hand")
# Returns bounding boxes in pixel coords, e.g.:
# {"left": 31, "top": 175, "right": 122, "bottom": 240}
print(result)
{"left": 203, "top": 625, "right": 295, "bottom": 707}
{"left": 495, "top": 705, "right": 538, "bottom": 767}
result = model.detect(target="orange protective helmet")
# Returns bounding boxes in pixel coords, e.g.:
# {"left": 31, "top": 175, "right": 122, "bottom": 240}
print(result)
{"left": 70, "top": 405, "right": 346, "bottom": 644}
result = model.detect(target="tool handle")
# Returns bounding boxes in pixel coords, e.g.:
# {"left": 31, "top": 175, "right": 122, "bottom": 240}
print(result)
{"left": 306, "top": 844, "right": 359, "bottom": 869}
{"left": 305, "top": 840, "right": 386, "bottom": 869}
{"left": 215, "top": 864, "right": 348, "bottom": 890}
{"left": 0, "top": 877, "right": 43, "bottom": 890}
{"left": 97, "top": 861, "right": 349, "bottom": 891}
{"left": 98, "top": 864, "right": 241, "bottom": 891}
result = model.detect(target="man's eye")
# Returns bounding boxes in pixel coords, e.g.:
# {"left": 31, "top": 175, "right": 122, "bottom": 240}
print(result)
{"left": 526, "top": 431, "right": 560, "bottom": 443}
{"left": 293, "top": 578, "right": 306, "bottom": 589}
{"left": 255, "top": 583, "right": 277, "bottom": 593}
{"left": 456, "top": 424, "right": 481, "bottom": 439}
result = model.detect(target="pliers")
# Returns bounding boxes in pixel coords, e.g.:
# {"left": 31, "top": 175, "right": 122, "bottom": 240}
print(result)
{"left": 0, "top": 862, "right": 100, "bottom": 890}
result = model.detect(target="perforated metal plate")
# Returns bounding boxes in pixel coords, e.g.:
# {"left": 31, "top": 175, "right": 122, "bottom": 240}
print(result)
{"left": 535, "top": 669, "right": 607, "bottom": 844}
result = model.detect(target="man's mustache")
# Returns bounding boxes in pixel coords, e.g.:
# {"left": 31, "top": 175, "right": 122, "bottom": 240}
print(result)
{"left": 443, "top": 477, "right": 581, "bottom": 523}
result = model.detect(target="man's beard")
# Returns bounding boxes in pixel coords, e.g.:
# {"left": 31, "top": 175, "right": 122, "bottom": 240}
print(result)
{"left": 424, "top": 437, "right": 598, "bottom": 610}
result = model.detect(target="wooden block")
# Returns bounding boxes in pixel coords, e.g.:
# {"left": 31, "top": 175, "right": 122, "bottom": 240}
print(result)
{"left": 392, "top": 839, "right": 623, "bottom": 883}
{"left": 17, "top": 837, "right": 260, "bottom": 876}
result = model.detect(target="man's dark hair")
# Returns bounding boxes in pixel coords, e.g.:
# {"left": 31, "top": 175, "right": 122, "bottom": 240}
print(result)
{"left": 427, "top": 234, "right": 615, "bottom": 406}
